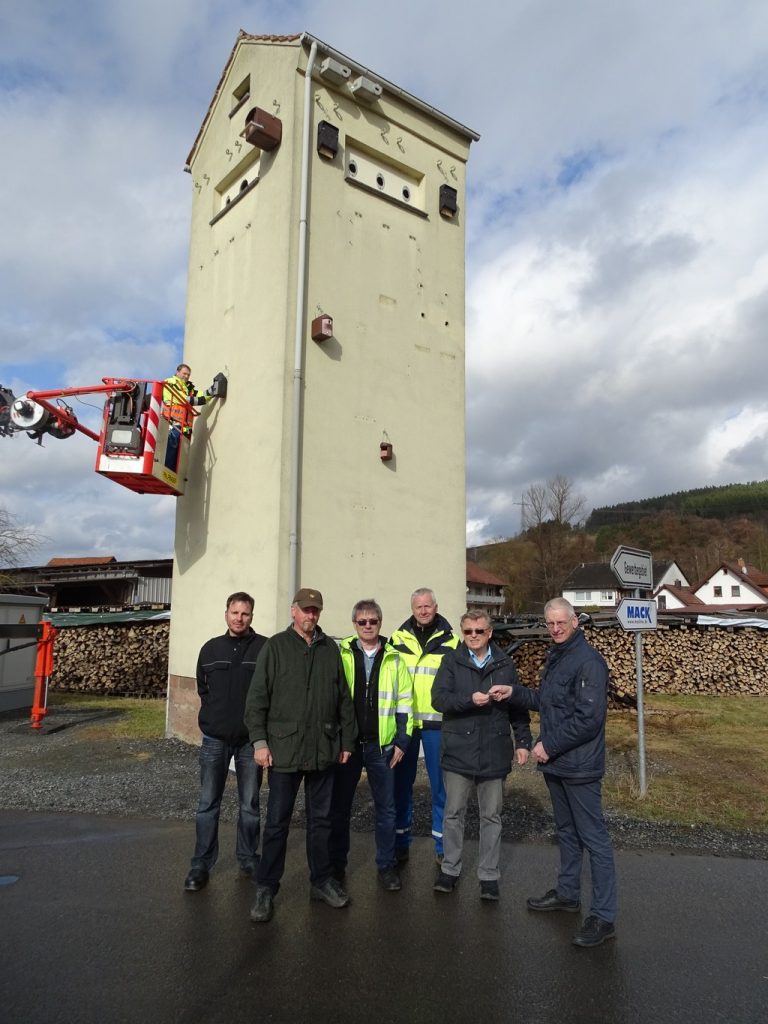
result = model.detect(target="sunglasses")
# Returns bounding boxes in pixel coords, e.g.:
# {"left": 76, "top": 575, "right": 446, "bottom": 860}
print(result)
{"left": 462, "top": 627, "right": 488, "bottom": 636}
{"left": 356, "top": 618, "right": 380, "bottom": 626}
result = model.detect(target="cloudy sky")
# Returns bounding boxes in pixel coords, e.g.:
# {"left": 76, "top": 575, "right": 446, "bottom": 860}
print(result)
{"left": 2, "top": 0, "right": 767, "bottom": 562}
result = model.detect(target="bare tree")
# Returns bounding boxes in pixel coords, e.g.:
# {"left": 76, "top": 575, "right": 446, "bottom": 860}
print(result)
{"left": 547, "top": 474, "right": 586, "bottom": 527}
{"left": 521, "top": 476, "right": 587, "bottom": 602}
{"left": 0, "top": 508, "right": 42, "bottom": 583}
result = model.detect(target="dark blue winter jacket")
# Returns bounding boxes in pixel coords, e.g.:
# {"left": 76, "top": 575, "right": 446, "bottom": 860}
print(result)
{"left": 511, "top": 629, "right": 609, "bottom": 781}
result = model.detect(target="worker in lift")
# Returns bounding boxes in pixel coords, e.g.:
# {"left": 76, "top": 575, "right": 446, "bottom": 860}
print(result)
{"left": 162, "top": 363, "right": 217, "bottom": 471}
{"left": 163, "top": 364, "right": 213, "bottom": 429}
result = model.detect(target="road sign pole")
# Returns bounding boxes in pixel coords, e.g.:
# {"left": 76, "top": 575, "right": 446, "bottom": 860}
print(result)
{"left": 634, "top": 586, "right": 647, "bottom": 796}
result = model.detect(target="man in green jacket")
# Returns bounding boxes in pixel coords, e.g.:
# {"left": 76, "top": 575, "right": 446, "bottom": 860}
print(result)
{"left": 246, "top": 588, "right": 357, "bottom": 924}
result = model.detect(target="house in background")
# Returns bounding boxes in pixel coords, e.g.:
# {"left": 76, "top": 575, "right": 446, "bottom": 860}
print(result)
{"left": 0, "top": 557, "right": 172, "bottom": 610}
{"left": 562, "top": 559, "right": 689, "bottom": 610}
{"left": 465, "top": 562, "right": 507, "bottom": 618}
{"left": 654, "top": 584, "right": 705, "bottom": 611}
{"left": 688, "top": 559, "right": 768, "bottom": 609}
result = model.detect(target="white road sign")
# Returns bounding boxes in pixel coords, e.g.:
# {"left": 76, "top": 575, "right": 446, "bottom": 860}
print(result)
{"left": 610, "top": 545, "right": 653, "bottom": 589}
{"left": 616, "top": 598, "right": 657, "bottom": 631}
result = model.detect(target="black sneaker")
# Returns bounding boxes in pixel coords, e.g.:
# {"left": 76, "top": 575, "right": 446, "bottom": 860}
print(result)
{"left": 433, "top": 871, "right": 457, "bottom": 893}
{"left": 526, "top": 888, "right": 580, "bottom": 912}
{"left": 184, "top": 868, "right": 209, "bottom": 892}
{"left": 378, "top": 867, "right": 402, "bottom": 892}
{"left": 480, "top": 880, "right": 500, "bottom": 901}
{"left": 249, "top": 885, "right": 274, "bottom": 923}
{"left": 572, "top": 915, "right": 616, "bottom": 947}
{"left": 310, "top": 878, "right": 351, "bottom": 908}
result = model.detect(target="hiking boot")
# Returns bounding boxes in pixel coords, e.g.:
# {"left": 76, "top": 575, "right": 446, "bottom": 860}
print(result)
{"left": 480, "top": 880, "right": 500, "bottom": 901}
{"left": 378, "top": 867, "right": 402, "bottom": 892}
{"left": 310, "top": 877, "right": 351, "bottom": 908}
{"left": 249, "top": 885, "right": 274, "bottom": 923}
{"left": 433, "top": 871, "right": 457, "bottom": 893}
{"left": 572, "top": 915, "right": 616, "bottom": 947}
{"left": 526, "top": 888, "right": 580, "bottom": 912}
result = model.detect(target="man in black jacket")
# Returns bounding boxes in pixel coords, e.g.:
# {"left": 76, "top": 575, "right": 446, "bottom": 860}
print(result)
{"left": 184, "top": 592, "right": 267, "bottom": 892}
{"left": 490, "top": 597, "right": 617, "bottom": 947}
{"left": 431, "top": 609, "right": 530, "bottom": 900}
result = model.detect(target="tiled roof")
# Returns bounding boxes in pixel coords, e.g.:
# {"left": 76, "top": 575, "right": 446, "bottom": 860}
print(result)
{"left": 466, "top": 562, "right": 507, "bottom": 587}
{"left": 47, "top": 557, "right": 117, "bottom": 567}
{"left": 722, "top": 561, "right": 768, "bottom": 588}
{"left": 562, "top": 563, "right": 618, "bottom": 589}
{"left": 693, "top": 560, "right": 768, "bottom": 596}
{"left": 657, "top": 584, "right": 704, "bottom": 607}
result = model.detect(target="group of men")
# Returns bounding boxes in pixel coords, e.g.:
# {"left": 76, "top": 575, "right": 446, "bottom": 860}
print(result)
{"left": 184, "top": 586, "right": 617, "bottom": 948}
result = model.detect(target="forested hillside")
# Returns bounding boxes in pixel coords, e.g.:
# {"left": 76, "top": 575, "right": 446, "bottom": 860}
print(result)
{"left": 472, "top": 478, "right": 768, "bottom": 613}
{"left": 587, "top": 481, "right": 768, "bottom": 528}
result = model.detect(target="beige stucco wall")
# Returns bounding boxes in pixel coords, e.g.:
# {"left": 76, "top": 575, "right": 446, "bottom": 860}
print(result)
{"left": 168, "top": 37, "right": 474, "bottom": 735}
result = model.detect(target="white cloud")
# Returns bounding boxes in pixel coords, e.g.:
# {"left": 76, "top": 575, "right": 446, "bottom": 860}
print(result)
{"left": 1, "top": 0, "right": 767, "bottom": 559}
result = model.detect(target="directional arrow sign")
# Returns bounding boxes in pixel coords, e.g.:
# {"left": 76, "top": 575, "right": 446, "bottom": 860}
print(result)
{"left": 610, "top": 545, "right": 653, "bottom": 589}
{"left": 616, "top": 598, "right": 657, "bottom": 631}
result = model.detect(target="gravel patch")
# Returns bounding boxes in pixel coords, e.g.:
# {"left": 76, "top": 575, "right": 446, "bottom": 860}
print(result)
{"left": 2, "top": 707, "right": 766, "bottom": 860}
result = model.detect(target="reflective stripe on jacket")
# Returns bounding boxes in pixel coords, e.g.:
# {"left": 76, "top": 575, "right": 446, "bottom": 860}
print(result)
{"left": 339, "top": 636, "right": 413, "bottom": 746}
{"left": 389, "top": 614, "right": 459, "bottom": 726}
{"left": 162, "top": 375, "right": 207, "bottom": 431}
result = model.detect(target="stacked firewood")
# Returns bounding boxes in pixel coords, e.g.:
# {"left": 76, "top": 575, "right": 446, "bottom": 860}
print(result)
{"left": 508, "top": 625, "right": 768, "bottom": 703}
{"left": 50, "top": 623, "right": 169, "bottom": 697}
{"left": 49, "top": 621, "right": 768, "bottom": 701}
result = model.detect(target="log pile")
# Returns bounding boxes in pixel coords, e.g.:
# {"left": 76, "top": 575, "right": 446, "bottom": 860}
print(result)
{"left": 507, "top": 625, "right": 768, "bottom": 703}
{"left": 50, "top": 623, "right": 169, "bottom": 697}
{"left": 49, "top": 621, "right": 768, "bottom": 701}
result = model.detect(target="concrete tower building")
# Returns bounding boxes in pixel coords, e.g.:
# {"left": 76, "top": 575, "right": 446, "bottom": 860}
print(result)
{"left": 168, "top": 32, "right": 477, "bottom": 739}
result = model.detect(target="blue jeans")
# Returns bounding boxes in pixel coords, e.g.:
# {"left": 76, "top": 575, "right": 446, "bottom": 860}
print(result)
{"left": 393, "top": 727, "right": 445, "bottom": 855}
{"left": 256, "top": 768, "right": 336, "bottom": 893}
{"left": 545, "top": 775, "right": 617, "bottom": 922}
{"left": 191, "top": 736, "right": 262, "bottom": 873}
{"left": 329, "top": 741, "right": 397, "bottom": 871}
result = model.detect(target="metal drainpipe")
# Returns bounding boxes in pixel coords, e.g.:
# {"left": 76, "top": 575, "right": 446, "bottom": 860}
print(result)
{"left": 288, "top": 38, "right": 318, "bottom": 599}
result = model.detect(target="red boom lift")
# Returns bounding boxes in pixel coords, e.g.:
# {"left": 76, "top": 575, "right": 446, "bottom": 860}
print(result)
{"left": 1, "top": 374, "right": 226, "bottom": 497}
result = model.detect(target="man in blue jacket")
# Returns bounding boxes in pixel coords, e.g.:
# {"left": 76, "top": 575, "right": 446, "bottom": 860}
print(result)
{"left": 184, "top": 591, "right": 267, "bottom": 892}
{"left": 490, "top": 597, "right": 617, "bottom": 946}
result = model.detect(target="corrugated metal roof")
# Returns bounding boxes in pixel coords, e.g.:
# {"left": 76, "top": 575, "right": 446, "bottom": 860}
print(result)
{"left": 46, "top": 610, "right": 170, "bottom": 627}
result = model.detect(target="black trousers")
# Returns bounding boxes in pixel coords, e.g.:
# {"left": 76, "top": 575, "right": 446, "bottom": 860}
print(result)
{"left": 256, "top": 767, "right": 335, "bottom": 893}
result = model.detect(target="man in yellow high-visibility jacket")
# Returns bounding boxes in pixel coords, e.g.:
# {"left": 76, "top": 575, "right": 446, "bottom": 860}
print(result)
{"left": 329, "top": 598, "right": 413, "bottom": 892}
{"left": 163, "top": 363, "right": 211, "bottom": 432}
{"left": 390, "top": 588, "right": 459, "bottom": 864}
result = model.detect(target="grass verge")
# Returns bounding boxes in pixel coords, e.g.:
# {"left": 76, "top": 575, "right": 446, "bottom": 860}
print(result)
{"left": 49, "top": 691, "right": 165, "bottom": 740}
{"left": 602, "top": 695, "right": 768, "bottom": 831}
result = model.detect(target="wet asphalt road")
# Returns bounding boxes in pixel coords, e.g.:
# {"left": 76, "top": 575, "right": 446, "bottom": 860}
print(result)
{"left": 1, "top": 810, "right": 766, "bottom": 1024}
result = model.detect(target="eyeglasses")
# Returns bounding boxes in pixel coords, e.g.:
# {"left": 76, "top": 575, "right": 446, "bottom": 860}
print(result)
{"left": 545, "top": 620, "right": 571, "bottom": 629}
{"left": 356, "top": 618, "right": 380, "bottom": 626}
{"left": 462, "top": 627, "right": 488, "bottom": 636}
